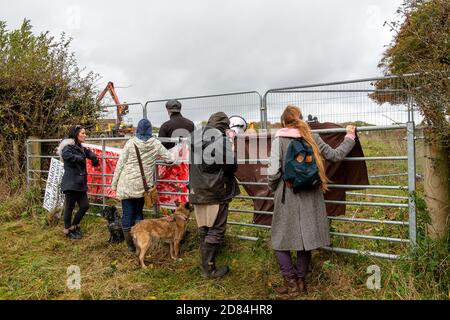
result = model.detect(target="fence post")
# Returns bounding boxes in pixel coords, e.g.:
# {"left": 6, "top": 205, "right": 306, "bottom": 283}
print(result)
{"left": 25, "top": 139, "right": 30, "bottom": 190}
{"left": 261, "top": 94, "right": 268, "bottom": 130}
{"left": 102, "top": 138, "right": 106, "bottom": 209}
{"left": 29, "top": 136, "right": 41, "bottom": 184}
{"left": 144, "top": 102, "right": 149, "bottom": 120}
{"left": 12, "top": 140, "right": 21, "bottom": 174}
{"left": 153, "top": 163, "right": 159, "bottom": 216}
{"left": 407, "top": 121, "right": 417, "bottom": 247}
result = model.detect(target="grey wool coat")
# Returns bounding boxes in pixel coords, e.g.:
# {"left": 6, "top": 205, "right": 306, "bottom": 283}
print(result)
{"left": 268, "top": 133, "right": 355, "bottom": 251}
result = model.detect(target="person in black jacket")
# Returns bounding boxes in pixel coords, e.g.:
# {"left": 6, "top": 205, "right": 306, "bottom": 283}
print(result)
{"left": 56, "top": 125, "right": 99, "bottom": 240}
{"left": 189, "top": 112, "right": 240, "bottom": 279}
{"left": 158, "top": 99, "right": 195, "bottom": 149}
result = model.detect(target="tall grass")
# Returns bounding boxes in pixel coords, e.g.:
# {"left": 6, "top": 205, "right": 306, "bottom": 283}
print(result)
{"left": 0, "top": 128, "right": 447, "bottom": 300}
{"left": 0, "top": 187, "right": 448, "bottom": 300}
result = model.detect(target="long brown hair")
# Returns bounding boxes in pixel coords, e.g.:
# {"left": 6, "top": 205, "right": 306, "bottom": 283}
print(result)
{"left": 281, "top": 105, "right": 329, "bottom": 192}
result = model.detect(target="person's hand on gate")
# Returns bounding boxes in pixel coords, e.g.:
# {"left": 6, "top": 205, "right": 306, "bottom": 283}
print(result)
{"left": 226, "top": 129, "right": 236, "bottom": 139}
{"left": 226, "top": 129, "right": 236, "bottom": 152}
{"left": 345, "top": 125, "right": 356, "bottom": 140}
{"left": 92, "top": 158, "right": 100, "bottom": 167}
{"left": 346, "top": 125, "right": 356, "bottom": 135}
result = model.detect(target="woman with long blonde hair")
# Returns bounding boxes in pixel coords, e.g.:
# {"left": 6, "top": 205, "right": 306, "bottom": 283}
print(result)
{"left": 267, "top": 105, "right": 356, "bottom": 296}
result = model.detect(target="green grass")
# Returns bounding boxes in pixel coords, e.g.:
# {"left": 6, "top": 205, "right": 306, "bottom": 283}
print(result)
{"left": 0, "top": 128, "right": 448, "bottom": 300}
{"left": 0, "top": 211, "right": 448, "bottom": 300}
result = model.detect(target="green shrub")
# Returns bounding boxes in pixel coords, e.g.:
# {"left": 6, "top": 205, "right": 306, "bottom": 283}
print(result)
{"left": 395, "top": 192, "right": 449, "bottom": 299}
{"left": 0, "top": 185, "right": 42, "bottom": 222}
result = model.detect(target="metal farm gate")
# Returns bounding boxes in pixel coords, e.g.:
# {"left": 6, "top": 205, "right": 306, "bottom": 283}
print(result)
{"left": 260, "top": 75, "right": 419, "bottom": 259}
{"left": 26, "top": 75, "right": 419, "bottom": 260}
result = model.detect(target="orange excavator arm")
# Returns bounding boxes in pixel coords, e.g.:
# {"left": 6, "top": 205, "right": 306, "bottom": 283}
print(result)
{"left": 97, "top": 81, "right": 127, "bottom": 126}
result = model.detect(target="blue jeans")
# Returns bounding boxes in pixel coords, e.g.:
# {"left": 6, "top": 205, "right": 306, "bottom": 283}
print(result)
{"left": 121, "top": 198, "right": 145, "bottom": 231}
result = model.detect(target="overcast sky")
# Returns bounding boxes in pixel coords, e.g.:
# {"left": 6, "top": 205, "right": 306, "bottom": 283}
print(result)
{"left": 1, "top": 0, "right": 404, "bottom": 125}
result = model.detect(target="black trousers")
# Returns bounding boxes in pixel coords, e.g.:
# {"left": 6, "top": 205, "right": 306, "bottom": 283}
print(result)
{"left": 198, "top": 203, "right": 229, "bottom": 245}
{"left": 63, "top": 191, "right": 89, "bottom": 229}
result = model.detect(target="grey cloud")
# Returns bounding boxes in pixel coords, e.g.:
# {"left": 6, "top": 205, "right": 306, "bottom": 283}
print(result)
{"left": 0, "top": 0, "right": 402, "bottom": 125}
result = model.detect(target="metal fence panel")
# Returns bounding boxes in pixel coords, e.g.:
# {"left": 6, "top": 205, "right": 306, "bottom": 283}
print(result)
{"left": 26, "top": 75, "right": 419, "bottom": 260}
{"left": 263, "top": 75, "right": 423, "bottom": 127}
{"left": 144, "top": 91, "right": 262, "bottom": 130}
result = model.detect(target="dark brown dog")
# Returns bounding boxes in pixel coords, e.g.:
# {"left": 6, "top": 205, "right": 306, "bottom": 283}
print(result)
{"left": 131, "top": 201, "right": 192, "bottom": 268}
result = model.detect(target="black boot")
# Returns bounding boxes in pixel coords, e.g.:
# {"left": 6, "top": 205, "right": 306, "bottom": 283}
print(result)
{"left": 201, "top": 242, "right": 229, "bottom": 279}
{"left": 198, "top": 228, "right": 207, "bottom": 262}
{"left": 123, "top": 229, "right": 136, "bottom": 253}
{"left": 199, "top": 234, "right": 206, "bottom": 252}
{"left": 73, "top": 225, "right": 83, "bottom": 239}
{"left": 64, "top": 226, "right": 80, "bottom": 240}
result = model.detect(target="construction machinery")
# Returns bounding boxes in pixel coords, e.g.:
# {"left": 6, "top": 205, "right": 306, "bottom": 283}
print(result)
{"left": 95, "top": 81, "right": 135, "bottom": 137}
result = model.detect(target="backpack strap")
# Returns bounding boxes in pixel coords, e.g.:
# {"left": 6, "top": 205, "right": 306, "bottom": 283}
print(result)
{"left": 298, "top": 137, "right": 312, "bottom": 154}
{"left": 280, "top": 137, "right": 295, "bottom": 205}
{"left": 281, "top": 181, "right": 286, "bottom": 204}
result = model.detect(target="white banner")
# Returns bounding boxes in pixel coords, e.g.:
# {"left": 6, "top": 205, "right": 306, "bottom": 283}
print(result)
{"left": 43, "top": 157, "right": 65, "bottom": 212}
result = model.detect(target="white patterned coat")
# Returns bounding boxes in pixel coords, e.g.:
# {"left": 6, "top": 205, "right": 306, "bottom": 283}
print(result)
{"left": 112, "top": 137, "right": 174, "bottom": 200}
